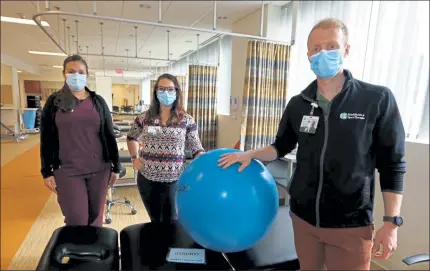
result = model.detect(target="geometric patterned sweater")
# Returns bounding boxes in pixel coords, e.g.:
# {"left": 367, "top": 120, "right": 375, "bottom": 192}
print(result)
{"left": 127, "top": 111, "right": 205, "bottom": 182}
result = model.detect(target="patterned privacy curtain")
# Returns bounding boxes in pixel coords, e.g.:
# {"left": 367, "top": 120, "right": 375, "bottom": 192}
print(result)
{"left": 187, "top": 65, "right": 218, "bottom": 151}
{"left": 175, "top": 76, "right": 188, "bottom": 109}
{"left": 240, "top": 40, "right": 291, "bottom": 151}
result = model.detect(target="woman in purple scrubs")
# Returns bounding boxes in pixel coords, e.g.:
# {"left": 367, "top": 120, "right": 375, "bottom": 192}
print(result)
{"left": 40, "top": 54, "right": 121, "bottom": 226}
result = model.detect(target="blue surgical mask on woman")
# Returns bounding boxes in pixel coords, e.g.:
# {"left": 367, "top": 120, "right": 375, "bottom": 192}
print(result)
{"left": 157, "top": 91, "right": 177, "bottom": 106}
{"left": 66, "top": 73, "right": 87, "bottom": 92}
{"left": 310, "top": 49, "right": 343, "bottom": 79}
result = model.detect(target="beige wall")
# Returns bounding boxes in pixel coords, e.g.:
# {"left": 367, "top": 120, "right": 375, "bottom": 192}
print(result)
{"left": 217, "top": 7, "right": 263, "bottom": 149}
{"left": 1, "top": 63, "right": 13, "bottom": 85}
{"left": 112, "top": 84, "right": 140, "bottom": 107}
{"left": 373, "top": 141, "right": 429, "bottom": 270}
{"left": 1, "top": 64, "right": 19, "bottom": 131}
{"left": 1, "top": 64, "right": 13, "bottom": 106}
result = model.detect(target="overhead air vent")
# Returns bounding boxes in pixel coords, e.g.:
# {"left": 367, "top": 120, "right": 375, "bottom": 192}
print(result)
{"left": 179, "top": 50, "right": 193, "bottom": 58}
{"left": 200, "top": 34, "right": 221, "bottom": 47}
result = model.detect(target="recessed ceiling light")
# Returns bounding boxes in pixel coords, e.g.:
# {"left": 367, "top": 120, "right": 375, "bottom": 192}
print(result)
{"left": 217, "top": 16, "right": 228, "bottom": 20}
{"left": 17, "top": 70, "right": 22, "bottom": 73}
{"left": 29, "top": 51, "right": 67, "bottom": 56}
{"left": 139, "top": 4, "right": 151, "bottom": 9}
{"left": 1, "top": 16, "right": 50, "bottom": 27}
{"left": 53, "top": 65, "right": 63, "bottom": 68}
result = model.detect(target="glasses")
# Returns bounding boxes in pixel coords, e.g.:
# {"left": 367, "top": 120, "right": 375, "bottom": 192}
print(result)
{"left": 157, "top": 87, "right": 176, "bottom": 93}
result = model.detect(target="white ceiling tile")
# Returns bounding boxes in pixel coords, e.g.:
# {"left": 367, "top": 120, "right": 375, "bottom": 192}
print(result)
{"left": 1, "top": 1, "right": 265, "bottom": 74}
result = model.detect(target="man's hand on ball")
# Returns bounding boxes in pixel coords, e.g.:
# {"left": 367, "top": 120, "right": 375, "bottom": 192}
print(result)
{"left": 217, "top": 152, "right": 252, "bottom": 172}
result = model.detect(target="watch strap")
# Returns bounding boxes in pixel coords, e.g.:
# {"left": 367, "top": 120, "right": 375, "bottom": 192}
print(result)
{"left": 131, "top": 155, "right": 139, "bottom": 161}
{"left": 383, "top": 216, "right": 395, "bottom": 222}
{"left": 383, "top": 215, "right": 403, "bottom": 226}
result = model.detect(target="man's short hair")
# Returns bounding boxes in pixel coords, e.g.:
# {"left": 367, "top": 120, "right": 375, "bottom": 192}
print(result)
{"left": 308, "top": 18, "right": 349, "bottom": 45}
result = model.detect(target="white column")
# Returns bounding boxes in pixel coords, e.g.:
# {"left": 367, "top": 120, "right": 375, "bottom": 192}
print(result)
{"left": 141, "top": 77, "right": 151, "bottom": 105}
{"left": 95, "top": 76, "right": 113, "bottom": 110}
{"left": 11, "top": 67, "right": 21, "bottom": 133}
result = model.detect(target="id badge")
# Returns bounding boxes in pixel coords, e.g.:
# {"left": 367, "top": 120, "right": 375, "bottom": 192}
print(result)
{"left": 299, "top": 115, "right": 319, "bottom": 134}
{"left": 148, "top": 126, "right": 161, "bottom": 136}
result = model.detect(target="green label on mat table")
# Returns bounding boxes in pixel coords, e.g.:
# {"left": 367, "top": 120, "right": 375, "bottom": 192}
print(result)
{"left": 166, "top": 248, "right": 206, "bottom": 264}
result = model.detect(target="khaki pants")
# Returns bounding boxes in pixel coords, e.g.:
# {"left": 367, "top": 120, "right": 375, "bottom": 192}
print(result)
{"left": 290, "top": 212, "right": 374, "bottom": 270}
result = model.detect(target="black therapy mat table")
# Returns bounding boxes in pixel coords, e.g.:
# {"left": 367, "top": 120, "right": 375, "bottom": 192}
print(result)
{"left": 120, "top": 206, "right": 299, "bottom": 270}
{"left": 225, "top": 205, "right": 299, "bottom": 270}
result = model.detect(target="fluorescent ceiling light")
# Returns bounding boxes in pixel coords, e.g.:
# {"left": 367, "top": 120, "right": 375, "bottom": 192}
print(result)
{"left": 29, "top": 51, "right": 67, "bottom": 56}
{"left": 17, "top": 70, "right": 22, "bottom": 73}
{"left": 53, "top": 65, "right": 63, "bottom": 68}
{"left": 1, "top": 16, "right": 50, "bottom": 27}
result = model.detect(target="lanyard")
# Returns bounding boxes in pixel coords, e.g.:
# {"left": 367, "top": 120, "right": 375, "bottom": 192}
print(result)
{"left": 309, "top": 102, "right": 318, "bottom": 116}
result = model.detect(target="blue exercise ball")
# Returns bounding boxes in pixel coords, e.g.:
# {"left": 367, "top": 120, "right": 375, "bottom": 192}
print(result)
{"left": 176, "top": 148, "right": 279, "bottom": 253}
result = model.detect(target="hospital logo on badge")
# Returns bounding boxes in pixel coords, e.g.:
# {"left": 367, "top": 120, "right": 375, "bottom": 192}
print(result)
{"left": 339, "top": 112, "right": 366, "bottom": 120}
{"left": 340, "top": 113, "right": 348, "bottom": 120}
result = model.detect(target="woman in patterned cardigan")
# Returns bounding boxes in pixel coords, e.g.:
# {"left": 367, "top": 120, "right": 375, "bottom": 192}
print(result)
{"left": 127, "top": 73, "right": 205, "bottom": 222}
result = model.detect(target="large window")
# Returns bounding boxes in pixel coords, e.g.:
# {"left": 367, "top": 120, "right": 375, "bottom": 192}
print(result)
{"left": 418, "top": 87, "right": 429, "bottom": 142}
{"left": 283, "top": 1, "right": 429, "bottom": 142}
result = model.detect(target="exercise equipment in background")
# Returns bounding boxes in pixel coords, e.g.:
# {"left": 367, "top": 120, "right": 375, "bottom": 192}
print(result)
{"left": 22, "top": 94, "right": 42, "bottom": 134}
{"left": 176, "top": 148, "right": 279, "bottom": 253}
{"left": 26, "top": 94, "right": 41, "bottom": 108}
{"left": 0, "top": 121, "right": 27, "bottom": 142}
{"left": 103, "top": 122, "right": 138, "bottom": 224}
{"left": 104, "top": 166, "right": 137, "bottom": 224}
{"left": 36, "top": 226, "right": 120, "bottom": 271}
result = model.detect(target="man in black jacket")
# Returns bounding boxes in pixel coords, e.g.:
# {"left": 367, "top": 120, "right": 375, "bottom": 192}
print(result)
{"left": 219, "top": 18, "right": 405, "bottom": 270}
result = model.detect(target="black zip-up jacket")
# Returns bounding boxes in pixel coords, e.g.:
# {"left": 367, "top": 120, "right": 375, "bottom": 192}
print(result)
{"left": 40, "top": 88, "right": 121, "bottom": 179}
{"left": 272, "top": 70, "right": 406, "bottom": 228}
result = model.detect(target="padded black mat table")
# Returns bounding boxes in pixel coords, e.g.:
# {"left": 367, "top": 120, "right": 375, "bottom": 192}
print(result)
{"left": 225, "top": 205, "right": 299, "bottom": 270}
{"left": 120, "top": 206, "right": 299, "bottom": 270}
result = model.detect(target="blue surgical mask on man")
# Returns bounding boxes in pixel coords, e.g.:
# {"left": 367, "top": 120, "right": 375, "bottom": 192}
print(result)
{"left": 310, "top": 49, "right": 343, "bottom": 79}
{"left": 157, "top": 91, "right": 177, "bottom": 106}
{"left": 66, "top": 73, "right": 87, "bottom": 92}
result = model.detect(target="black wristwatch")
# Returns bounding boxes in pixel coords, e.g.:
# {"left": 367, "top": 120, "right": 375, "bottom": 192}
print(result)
{"left": 383, "top": 216, "right": 404, "bottom": 227}
{"left": 131, "top": 155, "right": 139, "bottom": 162}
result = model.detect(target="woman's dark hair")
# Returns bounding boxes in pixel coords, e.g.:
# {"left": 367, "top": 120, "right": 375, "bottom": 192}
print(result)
{"left": 146, "top": 73, "right": 185, "bottom": 123}
{"left": 62, "top": 54, "right": 89, "bottom": 74}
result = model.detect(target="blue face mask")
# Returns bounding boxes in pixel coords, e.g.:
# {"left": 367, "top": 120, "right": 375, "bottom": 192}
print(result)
{"left": 310, "top": 49, "right": 343, "bottom": 79}
{"left": 66, "top": 73, "right": 87, "bottom": 92}
{"left": 157, "top": 91, "right": 177, "bottom": 106}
